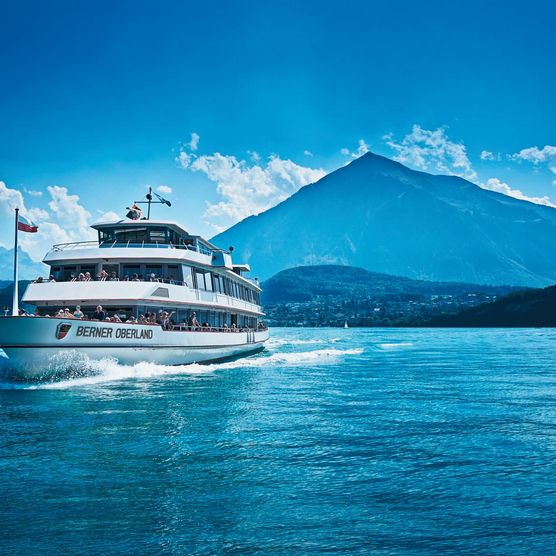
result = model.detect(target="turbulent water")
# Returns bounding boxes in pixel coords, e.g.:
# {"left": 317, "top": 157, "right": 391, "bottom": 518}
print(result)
{"left": 1, "top": 327, "right": 556, "bottom": 554}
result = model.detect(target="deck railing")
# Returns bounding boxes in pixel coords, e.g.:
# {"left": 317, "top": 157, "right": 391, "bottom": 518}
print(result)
{"left": 50, "top": 240, "right": 207, "bottom": 253}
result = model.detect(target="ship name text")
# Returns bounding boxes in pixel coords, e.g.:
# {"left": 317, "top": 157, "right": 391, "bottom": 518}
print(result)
{"left": 75, "top": 325, "right": 154, "bottom": 339}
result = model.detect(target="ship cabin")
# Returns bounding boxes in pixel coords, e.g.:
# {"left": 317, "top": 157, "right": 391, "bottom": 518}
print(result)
{"left": 24, "top": 220, "right": 263, "bottom": 330}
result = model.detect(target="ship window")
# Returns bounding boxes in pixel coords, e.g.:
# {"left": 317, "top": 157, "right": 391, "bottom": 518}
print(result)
{"left": 146, "top": 265, "right": 163, "bottom": 281}
{"left": 195, "top": 270, "right": 213, "bottom": 291}
{"left": 182, "top": 265, "right": 193, "bottom": 288}
{"left": 194, "top": 270, "right": 204, "bottom": 289}
{"left": 205, "top": 273, "right": 213, "bottom": 291}
{"left": 99, "top": 229, "right": 114, "bottom": 244}
{"left": 166, "top": 265, "right": 180, "bottom": 283}
{"left": 122, "top": 265, "right": 141, "bottom": 280}
{"left": 63, "top": 266, "right": 77, "bottom": 281}
{"left": 149, "top": 229, "right": 168, "bottom": 243}
{"left": 114, "top": 228, "right": 149, "bottom": 244}
{"left": 80, "top": 264, "right": 96, "bottom": 276}
{"left": 213, "top": 275, "right": 222, "bottom": 293}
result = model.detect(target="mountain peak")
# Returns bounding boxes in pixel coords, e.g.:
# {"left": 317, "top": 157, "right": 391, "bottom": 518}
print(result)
{"left": 213, "top": 154, "right": 556, "bottom": 286}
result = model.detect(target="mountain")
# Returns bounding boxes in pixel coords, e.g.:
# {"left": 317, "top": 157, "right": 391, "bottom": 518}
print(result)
{"left": 262, "top": 265, "right": 516, "bottom": 304}
{"left": 0, "top": 280, "right": 33, "bottom": 312}
{"left": 0, "top": 247, "right": 47, "bottom": 280}
{"left": 261, "top": 265, "right": 520, "bottom": 327}
{"left": 213, "top": 153, "right": 556, "bottom": 286}
{"left": 428, "top": 285, "right": 556, "bottom": 327}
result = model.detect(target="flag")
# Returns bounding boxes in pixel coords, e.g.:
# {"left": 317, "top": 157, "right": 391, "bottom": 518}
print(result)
{"left": 17, "top": 213, "right": 38, "bottom": 233}
{"left": 153, "top": 192, "right": 172, "bottom": 206}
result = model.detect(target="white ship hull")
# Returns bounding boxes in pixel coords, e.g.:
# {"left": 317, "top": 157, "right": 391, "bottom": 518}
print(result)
{"left": 0, "top": 317, "right": 269, "bottom": 379}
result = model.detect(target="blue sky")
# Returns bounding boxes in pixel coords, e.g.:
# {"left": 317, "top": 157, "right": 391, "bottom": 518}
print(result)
{"left": 0, "top": 0, "right": 555, "bottom": 260}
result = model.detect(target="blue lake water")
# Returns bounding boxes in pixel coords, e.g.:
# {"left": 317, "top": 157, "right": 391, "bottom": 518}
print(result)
{"left": 2, "top": 327, "right": 556, "bottom": 554}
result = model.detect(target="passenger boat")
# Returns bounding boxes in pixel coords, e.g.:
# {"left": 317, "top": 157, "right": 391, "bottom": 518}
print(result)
{"left": 0, "top": 196, "right": 269, "bottom": 378}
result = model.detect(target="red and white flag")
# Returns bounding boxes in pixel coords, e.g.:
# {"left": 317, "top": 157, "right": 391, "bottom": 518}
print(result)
{"left": 17, "top": 213, "right": 38, "bottom": 233}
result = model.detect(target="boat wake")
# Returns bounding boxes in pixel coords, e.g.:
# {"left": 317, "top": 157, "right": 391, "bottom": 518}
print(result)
{"left": 377, "top": 342, "right": 414, "bottom": 350}
{"left": 0, "top": 347, "right": 364, "bottom": 390}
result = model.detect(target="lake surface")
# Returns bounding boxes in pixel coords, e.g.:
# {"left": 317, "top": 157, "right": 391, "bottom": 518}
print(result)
{"left": 1, "top": 328, "right": 556, "bottom": 554}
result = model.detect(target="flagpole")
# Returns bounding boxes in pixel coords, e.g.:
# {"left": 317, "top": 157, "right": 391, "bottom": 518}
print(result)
{"left": 12, "top": 208, "right": 19, "bottom": 316}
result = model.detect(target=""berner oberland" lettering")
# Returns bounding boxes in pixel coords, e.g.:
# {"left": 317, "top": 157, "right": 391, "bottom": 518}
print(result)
{"left": 76, "top": 326, "right": 154, "bottom": 340}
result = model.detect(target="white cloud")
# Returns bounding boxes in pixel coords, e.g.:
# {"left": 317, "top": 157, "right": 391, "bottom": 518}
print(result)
{"left": 0, "top": 181, "right": 98, "bottom": 262}
{"left": 47, "top": 186, "right": 91, "bottom": 229}
{"left": 511, "top": 145, "right": 556, "bottom": 164}
{"left": 385, "top": 125, "right": 477, "bottom": 181}
{"left": 481, "top": 177, "right": 556, "bottom": 208}
{"left": 156, "top": 185, "right": 172, "bottom": 194}
{"left": 177, "top": 150, "right": 193, "bottom": 168}
{"left": 25, "top": 189, "right": 43, "bottom": 197}
{"left": 96, "top": 210, "right": 121, "bottom": 223}
{"left": 177, "top": 146, "right": 326, "bottom": 227}
{"left": 0, "top": 181, "right": 25, "bottom": 214}
{"left": 188, "top": 132, "right": 200, "bottom": 151}
{"left": 303, "top": 150, "right": 314, "bottom": 157}
{"left": 341, "top": 139, "right": 370, "bottom": 159}
{"left": 480, "top": 150, "right": 494, "bottom": 160}
{"left": 247, "top": 150, "right": 261, "bottom": 162}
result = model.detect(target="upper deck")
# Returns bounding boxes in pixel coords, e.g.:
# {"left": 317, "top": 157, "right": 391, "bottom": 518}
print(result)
{"left": 44, "top": 219, "right": 245, "bottom": 274}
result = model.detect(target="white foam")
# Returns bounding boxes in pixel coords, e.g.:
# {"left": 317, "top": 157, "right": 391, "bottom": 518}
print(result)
{"left": 266, "top": 338, "right": 322, "bottom": 347}
{"left": 216, "top": 347, "right": 364, "bottom": 369}
{"left": 30, "top": 357, "right": 215, "bottom": 389}
{"left": 18, "top": 347, "right": 364, "bottom": 389}
{"left": 377, "top": 342, "right": 414, "bottom": 350}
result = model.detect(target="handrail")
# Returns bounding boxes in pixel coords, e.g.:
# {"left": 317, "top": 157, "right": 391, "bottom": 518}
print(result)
{"left": 11, "top": 315, "right": 269, "bottom": 333}
{"left": 50, "top": 240, "right": 206, "bottom": 253}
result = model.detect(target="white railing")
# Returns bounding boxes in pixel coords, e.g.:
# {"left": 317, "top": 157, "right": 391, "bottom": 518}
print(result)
{"left": 50, "top": 240, "right": 207, "bottom": 253}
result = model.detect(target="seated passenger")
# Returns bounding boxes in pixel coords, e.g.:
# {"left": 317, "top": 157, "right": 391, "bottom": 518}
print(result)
{"left": 132, "top": 273, "right": 140, "bottom": 282}
{"left": 108, "top": 271, "right": 119, "bottom": 282}
{"left": 34, "top": 276, "right": 44, "bottom": 284}
{"left": 93, "top": 305, "right": 106, "bottom": 321}
{"left": 78, "top": 273, "right": 86, "bottom": 281}
{"left": 73, "top": 305, "right": 84, "bottom": 319}
{"left": 84, "top": 272, "right": 92, "bottom": 281}
{"left": 127, "top": 316, "right": 137, "bottom": 324}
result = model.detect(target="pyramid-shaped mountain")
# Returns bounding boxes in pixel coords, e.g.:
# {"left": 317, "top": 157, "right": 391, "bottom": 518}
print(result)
{"left": 212, "top": 153, "right": 556, "bottom": 286}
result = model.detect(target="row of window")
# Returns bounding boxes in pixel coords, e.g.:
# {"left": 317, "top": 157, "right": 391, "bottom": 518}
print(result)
{"left": 39, "top": 305, "right": 258, "bottom": 329}
{"left": 192, "top": 269, "right": 260, "bottom": 304}
{"left": 49, "top": 263, "right": 260, "bottom": 304}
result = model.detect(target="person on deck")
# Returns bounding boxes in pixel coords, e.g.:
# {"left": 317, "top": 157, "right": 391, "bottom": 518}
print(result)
{"left": 73, "top": 306, "right": 84, "bottom": 319}
{"left": 93, "top": 305, "right": 106, "bottom": 321}
{"left": 188, "top": 312, "right": 200, "bottom": 329}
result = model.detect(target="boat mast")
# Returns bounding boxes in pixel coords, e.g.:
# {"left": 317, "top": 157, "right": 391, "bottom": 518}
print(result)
{"left": 130, "top": 187, "right": 171, "bottom": 220}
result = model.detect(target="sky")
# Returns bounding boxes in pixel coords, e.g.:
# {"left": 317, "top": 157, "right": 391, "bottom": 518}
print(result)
{"left": 0, "top": 0, "right": 555, "bottom": 262}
